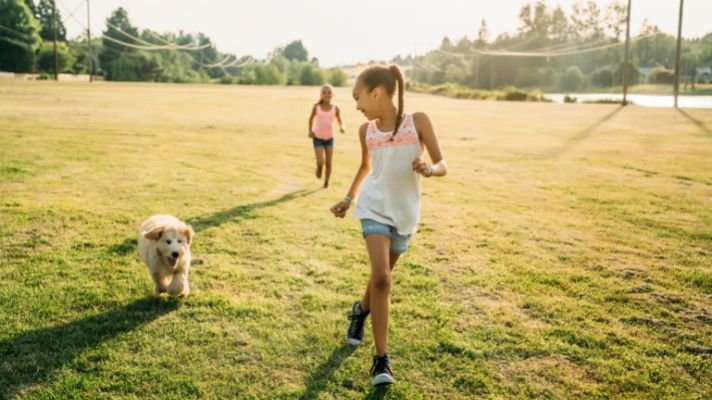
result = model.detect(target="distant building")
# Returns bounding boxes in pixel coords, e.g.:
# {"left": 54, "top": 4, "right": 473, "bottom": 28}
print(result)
{"left": 638, "top": 65, "right": 659, "bottom": 82}
{"left": 696, "top": 62, "right": 712, "bottom": 83}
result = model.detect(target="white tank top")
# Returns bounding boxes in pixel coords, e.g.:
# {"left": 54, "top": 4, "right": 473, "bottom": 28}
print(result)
{"left": 354, "top": 113, "right": 423, "bottom": 235}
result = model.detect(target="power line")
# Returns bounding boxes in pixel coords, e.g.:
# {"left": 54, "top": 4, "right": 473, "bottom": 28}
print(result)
{"left": 433, "top": 32, "right": 664, "bottom": 59}
{"left": 104, "top": 21, "right": 210, "bottom": 50}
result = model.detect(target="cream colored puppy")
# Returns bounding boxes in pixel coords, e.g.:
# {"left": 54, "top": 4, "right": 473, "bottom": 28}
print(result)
{"left": 138, "top": 215, "right": 194, "bottom": 297}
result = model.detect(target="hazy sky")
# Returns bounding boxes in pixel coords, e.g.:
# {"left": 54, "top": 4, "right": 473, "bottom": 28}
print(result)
{"left": 61, "top": 0, "right": 711, "bottom": 67}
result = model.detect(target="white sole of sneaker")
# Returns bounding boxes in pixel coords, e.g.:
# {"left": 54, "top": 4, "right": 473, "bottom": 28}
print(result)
{"left": 372, "top": 373, "right": 395, "bottom": 386}
{"left": 345, "top": 330, "right": 361, "bottom": 346}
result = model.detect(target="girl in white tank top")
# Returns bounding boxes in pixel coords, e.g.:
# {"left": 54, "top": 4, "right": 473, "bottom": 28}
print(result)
{"left": 330, "top": 65, "right": 448, "bottom": 387}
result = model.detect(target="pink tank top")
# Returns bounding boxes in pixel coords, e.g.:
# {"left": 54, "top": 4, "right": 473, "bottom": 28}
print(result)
{"left": 313, "top": 104, "right": 336, "bottom": 140}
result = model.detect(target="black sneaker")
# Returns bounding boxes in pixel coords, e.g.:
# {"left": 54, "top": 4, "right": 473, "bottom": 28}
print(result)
{"left": 346, "top": 300, "right": 369, "bottom": 346}
{"left": 370, "top": 353, "right": 395, "bottom": 386}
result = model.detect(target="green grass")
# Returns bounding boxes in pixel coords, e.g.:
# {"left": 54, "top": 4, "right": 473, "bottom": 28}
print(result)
{"left": 1, "top": 80, "right": 711, "bottom": 399}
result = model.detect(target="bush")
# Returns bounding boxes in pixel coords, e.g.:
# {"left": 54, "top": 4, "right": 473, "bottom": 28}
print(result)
{"left": 219, "top": 75, "right": 236, "bottom": 84}
{"left": 299, "top": 63, "right": 324, "bottom": 85}
{"left": 559, "top": 66, "right": 585, "bottom": 91}
{"left": 614, "top": 61, "right": 640, "bottom": 85}
{"left": 500, "top": 86, "right": 528, "bottom": 101}
{"left": 564, "top": 94, "right": 578, "bottom": 103}
{"left": 582, "top": 98, "right": 629, "bottom": 105}
{"left": 648, "top": 68, "right": 674, "bottom": 84}
{"left": 327, "top": 68, "right": 348, "bottom": 87}
{"left": 36, "top": 41, "right": 76, "bottom": 73}
{"left": 254, "top": 64, "right": 286, "bottom": 85}
{"left": 591, "top": 68, "right": 614, "bottom": 87}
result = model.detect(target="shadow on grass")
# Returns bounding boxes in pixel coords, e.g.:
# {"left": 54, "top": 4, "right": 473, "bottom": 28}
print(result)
{"left": 0, "top": 297, "right": 179, "bottom": 398}
{"left": 363, "top": 385, "right": 391, "bottom": 399}
{"left": 187, "top": 188, "right": 319, "bottom": 233}
{"left": 545, "top": 105, "right": 624, "bottom": 157}
{"left": 302, "top": 345, "right": 357, "bottom": 400}
{"left": 108, "top": 189, "right": 319, "bottom": 255}
{"left": 678, "top": 108, "right": 712, "bottom": 136}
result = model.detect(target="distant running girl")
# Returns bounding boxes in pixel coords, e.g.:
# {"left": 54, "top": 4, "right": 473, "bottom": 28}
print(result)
{"left": 308, "top": 84, "right": 345, "bottom": 188}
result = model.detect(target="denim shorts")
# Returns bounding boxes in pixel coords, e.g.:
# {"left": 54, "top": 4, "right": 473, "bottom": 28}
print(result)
{"left": 360, "top": 218, "right": 412, "bottom": 254}
{"left": 313, "top": 137, "right": 334, "bottom": 148}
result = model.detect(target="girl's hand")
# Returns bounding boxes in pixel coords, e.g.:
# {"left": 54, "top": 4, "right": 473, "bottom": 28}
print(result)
{"left": 412, "top": 157, "right": 433, "bottom": 177}
{"left": 339, "top": 127, "right": 345, "bottom": 134}
{"left": 330, "top": 200, "right": 350, "bottom": 218}
{"left": 308, "top": 131, "right": 314, "bottom": 138}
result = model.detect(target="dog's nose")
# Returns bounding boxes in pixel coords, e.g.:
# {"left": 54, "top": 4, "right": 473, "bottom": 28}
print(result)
{"left": 171, "top": 251, "right": 179, "bottom": 258}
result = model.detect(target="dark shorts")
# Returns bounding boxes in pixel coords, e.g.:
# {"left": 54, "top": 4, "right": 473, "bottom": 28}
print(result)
{"left": 313, "top": 137, "right": 334, "bottom": 148}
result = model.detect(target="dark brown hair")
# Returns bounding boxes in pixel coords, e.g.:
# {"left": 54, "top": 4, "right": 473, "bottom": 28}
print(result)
{"left": 358, "top": 64, "right": 404, "bottom": 137}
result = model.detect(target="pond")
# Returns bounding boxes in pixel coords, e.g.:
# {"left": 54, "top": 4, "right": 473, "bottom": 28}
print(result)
{"left": 545, "top": 93, "right": 712, "bottom": 109}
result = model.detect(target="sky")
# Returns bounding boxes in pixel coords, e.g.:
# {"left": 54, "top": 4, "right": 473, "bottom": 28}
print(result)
{"left": 60, "top": 0, "right": 712, "bottom": 67}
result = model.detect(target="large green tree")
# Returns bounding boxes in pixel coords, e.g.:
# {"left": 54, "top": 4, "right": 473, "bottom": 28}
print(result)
{"left": 35, "top": 0, "right": 66, "bottom": 41}
{"left": 0, "top": 0, "right": 41, "bottom": 72}
{"left": 281, "top": 40, "right": 308, "bottom": 62}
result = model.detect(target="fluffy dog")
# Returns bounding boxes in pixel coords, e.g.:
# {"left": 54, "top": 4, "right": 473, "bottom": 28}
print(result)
{"left": 138, "top": 215, "right": 194, "bottom": 297}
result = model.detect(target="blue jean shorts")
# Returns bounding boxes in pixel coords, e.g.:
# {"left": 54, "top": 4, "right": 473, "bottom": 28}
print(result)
{"left": 313, "top": 137, "right": 334, "bottom": 148}
{"left": 360, "top": 218, "right": 412, "bottom": 254}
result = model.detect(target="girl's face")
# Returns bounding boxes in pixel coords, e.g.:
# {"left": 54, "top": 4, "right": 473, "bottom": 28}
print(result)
{"left": 352, "top": 80, "right": 377, "bottom": 119}
{"left": 320, "top": 87, "right": 333, "bottom": 103}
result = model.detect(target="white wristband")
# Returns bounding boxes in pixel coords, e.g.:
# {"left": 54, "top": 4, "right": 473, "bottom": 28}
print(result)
{"left": 425, "top": 164, "right": 433, "bottom": 177}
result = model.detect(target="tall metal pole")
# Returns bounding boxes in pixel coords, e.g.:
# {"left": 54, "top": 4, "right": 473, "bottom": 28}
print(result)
{"left": 52, "top": 0, "right": 58, "bottom": 80}
{"left": 622, "top": 0, "right": 632, "bottom": 105}
{"left": 673, "top": 0, "right": 684, "bottom": 109}
{"left": 86, "top": 0, "right": 92, "bottom": 82}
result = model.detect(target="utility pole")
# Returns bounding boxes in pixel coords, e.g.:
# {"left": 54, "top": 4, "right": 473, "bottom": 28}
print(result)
{"left": 52, "top": 0, "right": 58, "bottom": 80}
{"left": 489, "top": 56, "right": 494, "bottom": 90}
{"left": 673, "top": 0, "right": 684, "bottom": 108}
{"left": 622, "top": 0, "right": 632, "bottom": 105}
{"left": 87, "top": 0, "right": 92, "bottom": 82}
{"left": 411, "top": 43, "right": 417, "bottom": 85}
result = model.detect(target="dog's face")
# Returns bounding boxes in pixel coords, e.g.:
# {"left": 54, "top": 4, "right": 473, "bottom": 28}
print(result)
{"left": 143, "top": 225, "right": 193, "bottom": 267}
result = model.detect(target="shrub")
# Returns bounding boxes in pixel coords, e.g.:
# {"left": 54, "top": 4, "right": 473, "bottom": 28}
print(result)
{"left": 36, "top": 41, "right": 75, "bottom": 73}
{"left": 501, "top": 86, "right": 528, "bottom": 101}
{"left": 327, "top": 68, "right": 348, "bottom": 87}
{"left": 559, "top": 66, "right": 585, "bottom": 91}
{"left": 591, "top": 68, "right": 614, "bottom": 87}
{"left": 648, "top": 68, "right": 674, "bottom": 84}
{"left": 614, "top": 61, "right": 640, "bottom": 85}
{"left": 299, "top": 63, "right": 324, "bottom": 85}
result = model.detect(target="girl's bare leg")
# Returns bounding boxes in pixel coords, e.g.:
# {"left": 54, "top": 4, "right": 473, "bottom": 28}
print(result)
{"left": 324, "top": 145, "right": 334, "bottom": 188}
{"left": 314, "top": 146, "right": 325, "bottom": 178}
{"left": 361, "top": 234, "right": 398, "bottom": 356}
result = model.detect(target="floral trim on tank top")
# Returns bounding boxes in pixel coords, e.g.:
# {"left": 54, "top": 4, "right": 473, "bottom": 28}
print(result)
{"left": 366, "top": 114, "right": 419, "bottom": 150}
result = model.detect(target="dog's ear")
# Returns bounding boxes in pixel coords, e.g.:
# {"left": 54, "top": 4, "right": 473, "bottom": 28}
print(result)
{"left": 183, "top": 225, "right": 194, "bottom": 246}
{"left": 143, "top": 226, "right": 164, "bottom": 241}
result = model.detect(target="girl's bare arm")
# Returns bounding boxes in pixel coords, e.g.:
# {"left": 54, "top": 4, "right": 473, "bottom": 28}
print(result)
{"left": 335, "top": 106, "right": 345, "bottom": 132}
{"left": 308, "top": 105, "right": 317, "bottom": 137}
{"left": 331, "top": 123, "right": 370, "bottom": 217}
{"left": 412, "top": 112, "right": 448, "bottom": 177}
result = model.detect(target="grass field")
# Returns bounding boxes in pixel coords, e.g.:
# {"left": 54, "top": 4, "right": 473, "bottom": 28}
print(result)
{"left": 1, "top": 80, "right": 711, "bottom": 399}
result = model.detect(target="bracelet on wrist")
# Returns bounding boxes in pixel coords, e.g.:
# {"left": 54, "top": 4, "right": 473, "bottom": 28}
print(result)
{"left": 425, "top": 164, "right": 433, "bottom": 177}
{"left": 344, "top": 196, "right": 353, "bottom": 205}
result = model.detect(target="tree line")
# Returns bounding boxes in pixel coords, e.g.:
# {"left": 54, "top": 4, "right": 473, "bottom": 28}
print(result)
{"left": 0, "top": 0, "right": 347, "bottom": 85}
{"left": 393, "top": 0, "right": 712, "bottom": 91}
{"left": 2, "top": 0, "right": 710, "bottom": 89}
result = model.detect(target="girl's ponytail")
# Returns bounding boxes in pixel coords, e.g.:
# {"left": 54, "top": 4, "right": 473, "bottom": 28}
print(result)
{"left": 389, "top": 65, "right": 404, "bottom": 139}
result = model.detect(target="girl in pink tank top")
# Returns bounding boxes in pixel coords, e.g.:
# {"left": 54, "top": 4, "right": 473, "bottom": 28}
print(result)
{"left": 308, "top": 84, "right": 345, "bottom": 188}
